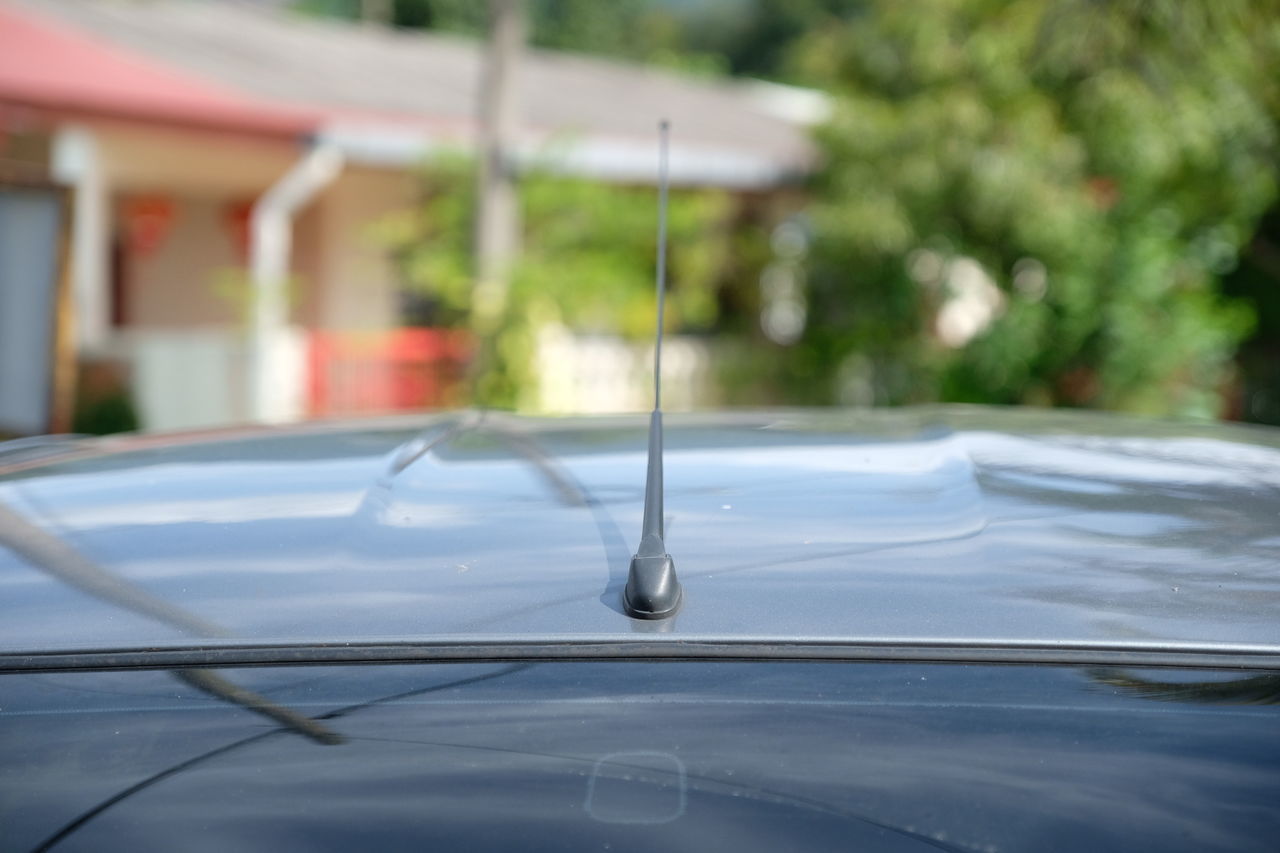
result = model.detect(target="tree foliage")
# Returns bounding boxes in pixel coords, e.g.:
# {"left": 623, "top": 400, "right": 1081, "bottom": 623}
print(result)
{"left": 292, "top": 0, "right": 725, "bottom": 74}
{"left": 792, "top": 0, "right": 1280, "bottom": 417}
{"left": 679, "top": 0, "right": 866, "bottom": 81}
{"left": 377, "top": 158, "right": 734, "bottom": 407}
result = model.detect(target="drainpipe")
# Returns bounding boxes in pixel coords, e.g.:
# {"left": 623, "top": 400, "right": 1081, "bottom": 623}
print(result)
{"left": 248, "top": 143, "right": 343, "bottom": 424}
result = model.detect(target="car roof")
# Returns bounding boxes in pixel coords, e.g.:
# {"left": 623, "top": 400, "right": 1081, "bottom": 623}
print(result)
{"left": 2, "top": 406, "right": 1279, "bottom": 663}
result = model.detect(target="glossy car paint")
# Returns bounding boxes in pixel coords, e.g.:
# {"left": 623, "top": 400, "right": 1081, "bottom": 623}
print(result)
{"left": 1, "top": 407, "right": 1278, "bottom": 659}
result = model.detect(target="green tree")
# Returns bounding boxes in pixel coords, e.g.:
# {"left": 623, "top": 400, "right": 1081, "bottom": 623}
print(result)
{"left": 681, "top": 0, "right": 867, "bottom": 81}
{"left": 378, "top": 157, "right": 734, "bottom": 408}
{"left": 292, "top": 0, "right": 722, "bottom": 73}
{"left": 792, "top": 0, "right": 1280, "bottom": 417}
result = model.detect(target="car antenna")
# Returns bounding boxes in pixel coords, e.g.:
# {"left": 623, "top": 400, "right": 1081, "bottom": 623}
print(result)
{"left": 623, "top": 119, "right": 683, "bottom": 620}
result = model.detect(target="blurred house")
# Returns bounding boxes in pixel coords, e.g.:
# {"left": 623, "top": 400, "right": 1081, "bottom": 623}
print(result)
{"left": 0, "top": 0, "right": 820, "bottom": 430}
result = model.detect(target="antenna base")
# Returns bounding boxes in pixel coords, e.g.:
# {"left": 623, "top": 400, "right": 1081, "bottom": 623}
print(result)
{"left": 623, "top": 554, "right": 682, "bottom": 619}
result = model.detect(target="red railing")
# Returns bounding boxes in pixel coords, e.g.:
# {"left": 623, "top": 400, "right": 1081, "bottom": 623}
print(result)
{"left": 307, "top": 328, "right": 471, "bottom": 418}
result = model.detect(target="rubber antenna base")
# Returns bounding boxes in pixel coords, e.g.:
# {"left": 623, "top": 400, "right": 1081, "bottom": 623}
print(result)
{"left": 623, "top": 554, "right": 682, "bottom": 619}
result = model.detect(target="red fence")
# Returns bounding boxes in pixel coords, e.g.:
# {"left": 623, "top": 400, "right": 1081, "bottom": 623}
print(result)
{"left": 307, "top": 328, "right": 471, "bottom": 418}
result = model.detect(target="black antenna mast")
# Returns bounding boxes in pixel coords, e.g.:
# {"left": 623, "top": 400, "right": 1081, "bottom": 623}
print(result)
{"left": 623, "top": 120, "right": 683, "bottom": 619}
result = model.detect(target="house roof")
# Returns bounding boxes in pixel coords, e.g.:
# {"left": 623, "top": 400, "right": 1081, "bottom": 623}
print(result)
{"left": 0, "top": 4, "right": 316, "bottom": 138}
{"left": 2, "top": 0, "right": 821, "bottom": 187}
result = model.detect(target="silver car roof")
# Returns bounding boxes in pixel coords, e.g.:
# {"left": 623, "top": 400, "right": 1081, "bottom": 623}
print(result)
{"left": 2, "top": 407, "right": 1279, "bottom": 664}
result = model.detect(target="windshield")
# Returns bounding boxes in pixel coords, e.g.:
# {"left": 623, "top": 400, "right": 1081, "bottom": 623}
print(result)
{"left": 4, "top": 660, "right": 1277, "bottom": 852}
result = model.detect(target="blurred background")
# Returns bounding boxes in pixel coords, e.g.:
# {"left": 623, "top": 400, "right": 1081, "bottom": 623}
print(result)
{"left": 2, "top": 0, "right": 1279, "bottom": 436}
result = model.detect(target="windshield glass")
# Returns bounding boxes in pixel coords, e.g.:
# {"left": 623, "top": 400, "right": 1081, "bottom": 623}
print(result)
{"left": 3, "top": 660, "right": 1278, "bottom": 852}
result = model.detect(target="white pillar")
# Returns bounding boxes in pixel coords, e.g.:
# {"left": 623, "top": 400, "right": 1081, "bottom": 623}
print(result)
{"left": 50, "top": 125, "right": 110, "bottom": 354}
{"left": 248, "top": 144, "right": 343, "bottom": 424}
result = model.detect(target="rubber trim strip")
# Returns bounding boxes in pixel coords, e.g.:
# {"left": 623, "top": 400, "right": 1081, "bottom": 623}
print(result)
{"left": 4, "top": 640, "right": 1280, "bottom": 673}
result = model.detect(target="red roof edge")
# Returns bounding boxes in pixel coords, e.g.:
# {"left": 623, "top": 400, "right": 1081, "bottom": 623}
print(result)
{"left": 0, "top": 6, "right": 321, "bottom": 140}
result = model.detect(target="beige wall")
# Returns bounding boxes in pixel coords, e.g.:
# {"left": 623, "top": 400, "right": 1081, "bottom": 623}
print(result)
{"left": 117, "top": 193, "right": 243, "bottom": 327}
{"left": 311, "top": 166, "right": 414, "bottom": 331}
{"left": 90, "top": 122, "right": 415, "bottom": 333}
{"left": 96, "top": 122, "right": 300, "bottom": 197}
{"left": 97, "top": 122, "right": 296, "bottom": 330}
